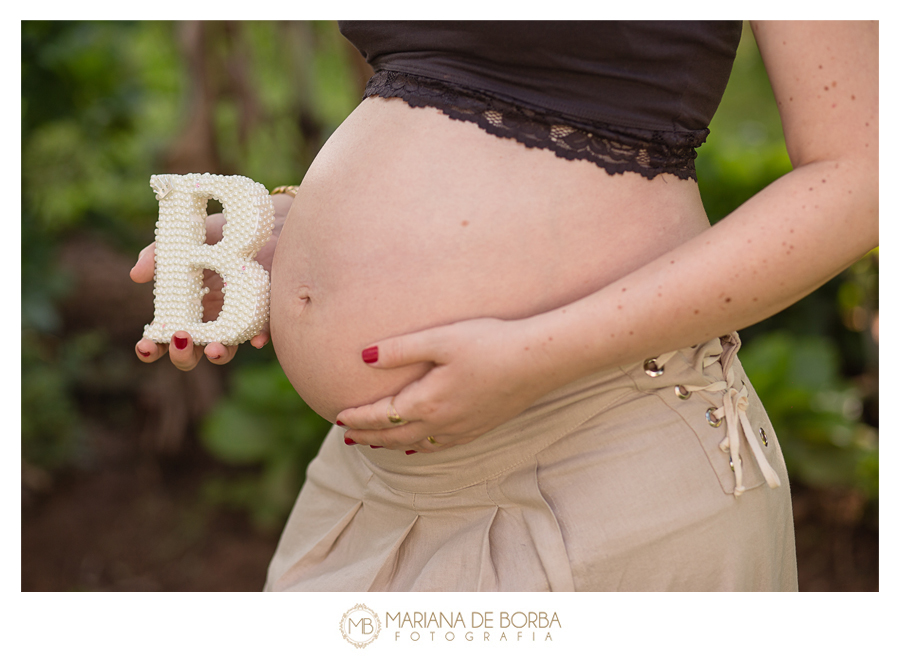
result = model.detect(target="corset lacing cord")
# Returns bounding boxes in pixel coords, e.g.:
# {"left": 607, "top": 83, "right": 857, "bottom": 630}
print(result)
{"left": 653, "top": 350, "right": 782, "bottom": 496}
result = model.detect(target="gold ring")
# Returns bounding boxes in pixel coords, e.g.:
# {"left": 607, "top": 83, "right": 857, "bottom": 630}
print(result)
{"left": 427, "top": 436, "right": 438, "bottom": 445}
{"left": 388, "top": 398, "right": 404, "bottom": 424}
{"left": 270, "top": 185, "right": 301, "bottom": 197}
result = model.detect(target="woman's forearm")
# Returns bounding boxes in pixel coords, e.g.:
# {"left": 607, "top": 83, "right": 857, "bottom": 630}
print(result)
{"left": 519, "top": 157, "right": 878, "bottom": 391}
{"left": 520, "top": 21, "right": 880, "bottom": 390}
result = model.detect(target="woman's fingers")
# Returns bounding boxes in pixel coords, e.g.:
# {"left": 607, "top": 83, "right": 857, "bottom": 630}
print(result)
{"left": 136, "top": 334, "right": 241, "bottom": 369}
{"left": 340, "top": 326, "right": 454, "bottom": 430}
{"left": 168, "top": 331, "right": 204, "bottom": 371}
{"left": 341, "top": 421, "right": 419, "bottom": 447}
{"left": 337, "top": 394, "right": 418, "bottom": 431}
{"left": 361, "top": 326, "right": 447, "bottom": 369}
{"left": 341, "top": 328, "right": 446, "bottom": 429}
{"left": 130, "top": 243, "right": 156, "bottom": 283}
{"left": 203, "top": 342, "right": 239, "bottom": 365}
{"left": 249, "top": 329, "right": 270, "bottom": 349}
{"left": 340, "top": 422, "right": 448, "bottom": 453}
{"left": 135, "top": 337, "right": 167, "bottom": 363}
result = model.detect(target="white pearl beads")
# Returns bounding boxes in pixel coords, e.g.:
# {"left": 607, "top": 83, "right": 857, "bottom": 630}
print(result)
{"left": 143, "top": 173, "right": 274, "bottom": 346}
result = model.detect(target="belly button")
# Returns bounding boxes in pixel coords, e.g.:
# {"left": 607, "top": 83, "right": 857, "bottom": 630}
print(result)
{"left": 296, "top": 285, "right": 312, "bottom": 311}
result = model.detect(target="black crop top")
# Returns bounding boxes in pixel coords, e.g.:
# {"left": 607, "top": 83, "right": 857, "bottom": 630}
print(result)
{"left": 338, "top": 21, "right": 743, "bottom": 180}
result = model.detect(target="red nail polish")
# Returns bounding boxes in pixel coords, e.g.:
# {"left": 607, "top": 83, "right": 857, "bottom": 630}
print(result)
{"left": 336, "top": 421, "right": 345, "bottom": 427}
{"left": 173, "top": 336, "right": 188, "bottom": 350}
{"left": 344, "top": 437, "right": 356, "bottom": 446}
{"left": 370, "top": 445, "right": 383, "bottom": 449}
{"left": 137, "top": 348, "right": 150, "bottom": 357}
{"left": 405, "top": 450, "right": 417, "bottom": 455}
{"left": 362, "top": 346, "right": 379, "bottom": 363}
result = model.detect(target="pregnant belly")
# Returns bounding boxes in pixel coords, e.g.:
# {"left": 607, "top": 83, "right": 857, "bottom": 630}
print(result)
{"left": 270, "top": 98, "right": 710, "bottom": 421}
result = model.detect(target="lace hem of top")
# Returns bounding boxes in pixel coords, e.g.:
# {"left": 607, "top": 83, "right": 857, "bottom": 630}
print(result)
{"left": 363, "top": 69, "right": 707, "bottom": 182}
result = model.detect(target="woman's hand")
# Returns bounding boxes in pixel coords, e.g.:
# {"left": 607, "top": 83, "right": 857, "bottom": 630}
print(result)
{"left": 130, "top": 193, "right": 292, "bottom": 371}
{"left": 336, "top": 317, "right": 558, "bottom": 453}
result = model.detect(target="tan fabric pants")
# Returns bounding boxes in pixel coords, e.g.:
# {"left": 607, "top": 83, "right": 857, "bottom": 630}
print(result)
{"left": 265, "top": 333, "right": 798, "bottom": 591}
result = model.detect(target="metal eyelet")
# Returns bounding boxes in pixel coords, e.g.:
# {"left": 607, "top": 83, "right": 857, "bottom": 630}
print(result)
{"left": 643, "top": 358, "right": 664, "bottom": 377}
{"left": 759, "top": 427, "right": 768, "bottom": 447}
{"left": 675, "top": 385, "right": 691, "bottom": 400}
{"left": 706, "top": 408, "right": 723, "bottom": 428}
{"left": 729, "top": 456, "right": 743, "bottom": 472}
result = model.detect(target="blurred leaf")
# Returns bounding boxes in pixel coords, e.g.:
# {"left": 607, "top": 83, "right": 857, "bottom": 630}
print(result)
{"left": 200, "top": 405, "right": 277, "bottom": 465}
{"left": 198, "top": 360, "right": 330, "bottom": 526}
{"left": 740, "top": 331, "right": 878, "bottom": 499}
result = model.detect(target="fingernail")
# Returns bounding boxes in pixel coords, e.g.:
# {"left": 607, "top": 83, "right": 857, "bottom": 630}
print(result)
{"left": 362, "top": 346, "right": 379, "bottom": 363}
{"left": 370, "top": 445, "right": 383, "bottom": 449}
{"left": 173, "top": 336, "right": 189, "bottom": 350}
{"left": 137, "top": 348, "right": 150, "bottom": 357}
{"left": 344, "top": 437, "right": 356, "bottom": 445}
{"left": 336, "top": 421, "right": 345, "bottom": 427}
{"left": 405, "top": 450, "right": 417, "bottom": 455}
{"left": 210, "top": 354, "right": 221, "bottom": 360}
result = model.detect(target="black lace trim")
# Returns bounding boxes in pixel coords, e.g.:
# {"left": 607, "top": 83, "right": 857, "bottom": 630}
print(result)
{"left": 363, "top": 69, "right": 705, "bottom": 181}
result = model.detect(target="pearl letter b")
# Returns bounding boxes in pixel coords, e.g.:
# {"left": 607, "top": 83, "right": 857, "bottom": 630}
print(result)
{"left": 143, "top": 173, "right": 275, "bottom": 346}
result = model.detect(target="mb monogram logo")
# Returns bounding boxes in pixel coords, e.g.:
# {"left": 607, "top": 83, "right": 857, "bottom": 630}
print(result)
{"left": 340, "top": 604, "right": 382, "bottom": 648}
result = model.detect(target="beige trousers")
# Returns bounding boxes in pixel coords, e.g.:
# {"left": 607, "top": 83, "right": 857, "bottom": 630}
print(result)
{"left": 265, "top": 333, "right": 798, "bottom": 591}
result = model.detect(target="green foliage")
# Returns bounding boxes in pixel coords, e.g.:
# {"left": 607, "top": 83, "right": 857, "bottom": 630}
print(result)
{"left": 21, "top": 21, "right": 179, "bottom": 470}
{"left": 21, "top": 331, "right": 84, "bottom": 469}
{"left": 22, "top": 21, "right": 182, "bottom": 245}
{"left": 199, "top": 362, "right": 331, "bottom": 529}
{"left": 21, "top": 21, "right": 878, "bottom": 527}
{"left": 739, "top": 333, "right": 877, "bottom": 498}
{"left": 20, "top": 21, "right": 356, "bottom": 478}
{"left": 696, "top": 22, "right": 793, "bottom": 224}
{"left": 21, "top": 330, "right": 109, "bottom": 469}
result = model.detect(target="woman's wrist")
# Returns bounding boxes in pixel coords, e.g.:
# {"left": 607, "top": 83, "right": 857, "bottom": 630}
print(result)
{"left": 500, "top": 313, "right": 595, "bottom": 402}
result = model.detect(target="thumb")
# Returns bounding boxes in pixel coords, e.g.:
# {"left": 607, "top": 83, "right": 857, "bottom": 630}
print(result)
{"left": 130, "top": 243, "right": 156, "bottom": 283}
{"left": 361, "top": 326, "right": 447, "bottom": 369}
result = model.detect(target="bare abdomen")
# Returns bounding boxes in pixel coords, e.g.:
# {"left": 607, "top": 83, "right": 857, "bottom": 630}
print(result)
{"left": 270, "top": 97, "right": 710, "bottom": 421}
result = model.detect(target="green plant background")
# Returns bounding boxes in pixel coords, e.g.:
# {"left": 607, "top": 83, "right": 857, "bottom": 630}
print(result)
{"left": 22, "top": 22, "right": 877, "bottom": 558}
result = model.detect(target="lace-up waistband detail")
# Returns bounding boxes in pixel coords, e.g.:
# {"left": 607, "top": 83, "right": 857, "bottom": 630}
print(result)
{"left": 649, "top": 337, "right": 781, "bottom": 496}
{"left": 363, "top": 70, "right": 705, "bottom": 181}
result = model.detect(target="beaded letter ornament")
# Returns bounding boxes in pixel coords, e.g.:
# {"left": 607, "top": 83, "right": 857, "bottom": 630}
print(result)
{"left": 143, "top": 173, "right": 274, "bottom": 346}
